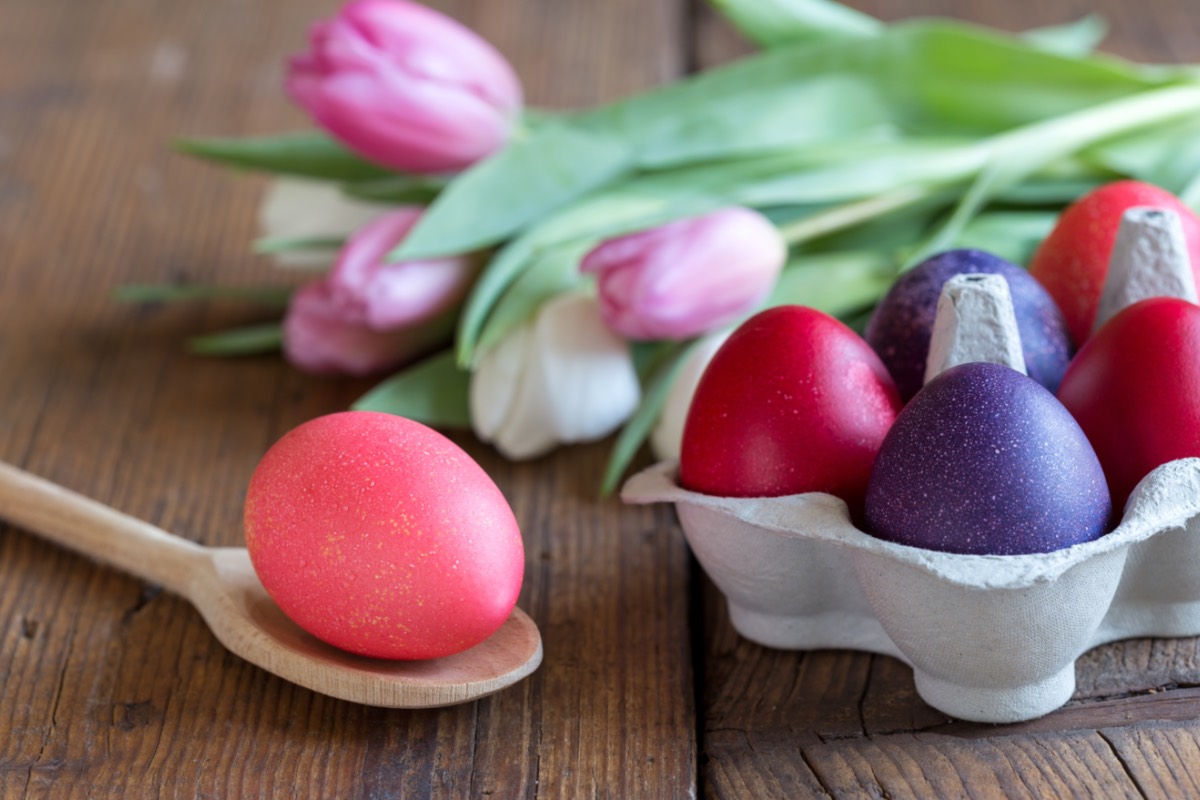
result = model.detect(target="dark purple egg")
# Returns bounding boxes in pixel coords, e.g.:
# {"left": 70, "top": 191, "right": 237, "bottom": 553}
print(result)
{"left": 865, "top": 249, "right": 1073, "bottom": 401}
{"left": 864, "top": 362, "right": 1110, "bottom": 556}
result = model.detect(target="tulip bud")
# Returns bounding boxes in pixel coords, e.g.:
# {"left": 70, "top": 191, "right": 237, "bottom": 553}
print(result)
{"left": 581, "top": 207, "right": 786, "bottom": 341}
{"left": 286, "top": 0, "right": 523, "bottom": 174}
{"left": 283, "top": 207, "right": 476, "bottom": 376}
{"left": 470, "top": 293, "right": 641, "bottom": 460}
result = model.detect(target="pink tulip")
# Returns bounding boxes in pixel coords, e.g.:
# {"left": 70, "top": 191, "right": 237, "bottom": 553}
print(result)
{"left": 283, "top": 207, "right": 476, "bottom": 375}
{"left": 287, "top": 0, "right": 523, "bottom": 174}
{"left": 581, "top": 208, "right": 787, "bottom": 341}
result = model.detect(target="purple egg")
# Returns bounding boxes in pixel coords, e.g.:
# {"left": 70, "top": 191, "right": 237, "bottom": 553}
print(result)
{"left": 865, "top": 362, "right": 1111, "bottom": 556}
{"left": 865, "top": 249, "right": 1073, "bottom": 401}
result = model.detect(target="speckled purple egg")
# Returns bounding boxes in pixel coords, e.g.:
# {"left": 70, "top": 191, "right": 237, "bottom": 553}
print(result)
{"left": 864, "top": 362, "right": 1110, "bottom": 555}
{"left": 865, "top": 249, "right": 1073, "bottom": 401}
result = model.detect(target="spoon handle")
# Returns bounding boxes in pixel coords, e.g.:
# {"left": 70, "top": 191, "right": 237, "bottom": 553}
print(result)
{"left": 0, "top": 461, "right": 208, "bottom": 595}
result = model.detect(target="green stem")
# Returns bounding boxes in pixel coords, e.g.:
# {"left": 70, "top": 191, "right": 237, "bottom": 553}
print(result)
{"left": 253, "top": 235, "right": 345, "bottom": 255}
{"left": 985, "top": 84, "right": 1200, "bottom": 160}
{"left": 114, "top": 284, "right": 293, "bottom": 306}
{"left": 776, "top": 185, "right": 940, "bottom": 245}
{"left": 777, "top": 83, "right": 1200, "bottom": 250}
{"left": 912, "top": 83, "right": 1200, "bottom": 264}
{"left": 189, "top": 323, "right": 284, "bottom": 356}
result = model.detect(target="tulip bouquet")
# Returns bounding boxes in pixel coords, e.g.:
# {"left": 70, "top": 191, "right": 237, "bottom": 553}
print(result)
{"left": 136, "top": 0, "right": 1200, "bottom": 492}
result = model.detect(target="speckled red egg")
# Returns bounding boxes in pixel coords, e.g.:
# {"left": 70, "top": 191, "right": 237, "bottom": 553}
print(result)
{"left": 679, "top": 306, "right": 902, "bottom": 517}
{"left": 244, "top": 411, "right": 524, "bottom": 660}
{"left": 1029, "top": 180, "right": 1200, "bottom": 345}
{"left": 1058, "top": 297, "right": 1200, "bottom": 510}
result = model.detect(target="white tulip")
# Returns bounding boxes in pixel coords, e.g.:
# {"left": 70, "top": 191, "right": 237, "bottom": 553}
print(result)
{"left": 650, "top": 330, "right": 731, "bottom": 463}
{"left": 257, "top": 178, "right": 389, "bottom": 270}
{"left": 469, "top": 323, "right": 529, "bottom": 442}
{"left": 470, "top": 323, "right": 558, "bottom": 460}
{"left": 471, "top": 293, "right": 641, "bottom": 460}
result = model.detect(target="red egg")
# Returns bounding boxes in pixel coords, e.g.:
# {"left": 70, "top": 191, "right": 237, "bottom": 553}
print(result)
{"left": 1029, "top": 181, "right": 1200, "bottom": 345}
{"left": 1057, "top": 297, "right": 1200, "bottom": 510}
{"left": 244, "top": 411, "right": 524, "bottom": 660}
{"left": 679, "top": 306, "right": 902, "bottom": 514}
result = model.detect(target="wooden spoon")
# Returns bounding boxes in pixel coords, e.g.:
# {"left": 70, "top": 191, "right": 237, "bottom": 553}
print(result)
{"left": 0, "top": 461, "right": 543, "bottom": 708}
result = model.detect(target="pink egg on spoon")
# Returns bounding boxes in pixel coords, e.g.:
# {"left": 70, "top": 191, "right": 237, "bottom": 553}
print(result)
{"left": 245, "top": 411, "right": 527, "bottom": 661}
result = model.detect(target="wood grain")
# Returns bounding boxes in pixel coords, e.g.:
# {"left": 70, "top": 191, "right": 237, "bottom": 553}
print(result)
{"left": 0, "top": 0, "right": 695, "bottom": 796}
{"left": 1103, "top": 721, "right": 1200, "bottom": 799}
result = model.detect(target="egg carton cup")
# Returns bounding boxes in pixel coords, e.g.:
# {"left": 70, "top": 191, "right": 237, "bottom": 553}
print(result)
{"left": 623, "top": 458, "right": 1200, "bottom": 723}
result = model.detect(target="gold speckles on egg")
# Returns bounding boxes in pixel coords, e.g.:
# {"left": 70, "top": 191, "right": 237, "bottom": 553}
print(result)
{"left": 244, "top": 411, "right": 523, "bottom": 659}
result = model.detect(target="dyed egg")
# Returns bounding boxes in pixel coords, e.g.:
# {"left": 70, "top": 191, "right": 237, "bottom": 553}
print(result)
{"left": 679, "top": 306, "right": 902, "bottom": 515}
{"left": 865, "top": 249, "right": 1073, "bottom": 401}
{"left": 1058, "top": 297, "right": 1200, "bottom": 510}
{"left": 244, "top": 411, "right": 524, "bottom": 660}
{"left": 866, "top": 362, "right": 1110, "bottom": 555}
{"left": 1030, "top": 180, "right": 1200, "bottom": 345}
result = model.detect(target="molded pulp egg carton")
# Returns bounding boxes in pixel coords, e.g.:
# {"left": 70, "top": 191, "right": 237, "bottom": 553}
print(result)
{"left": 623, "top": 458, "right": 1200, "bottom": 724}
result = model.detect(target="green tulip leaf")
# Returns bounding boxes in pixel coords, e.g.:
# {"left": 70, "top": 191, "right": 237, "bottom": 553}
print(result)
{"left": 601, "top": 342, "right": 691, "bottom": 497}
{"left": 189, "top": 323, "right": 283, "bottom": 356}
{"left": 906, "top": 83, "right": 1200, "bottom": 267}
{"left": 1021, "top": 14, "right": 1108, "bottom": 57}
{"left": 176, "top": 132, "right": 391, "bottom": 182}
{"left": 341, "top": 174, "right": 446, "bottom": 204}
{"left": 618, "top": 75, "right": 894, "bottom": 170}
{"left": 353, "top": 350, "right": 472, "bottom": 429}
{"left": 838, "top": 304, "right": 879, "bottom": 335}
{"left": 115, "top": 284, "right": 293, "bottom": 306}
{"left": 253, "top": 235, "right": 346, "bottom": 255}
{"left": 392, "top": 124, "right": 634, "bottom": 261}
{"left": 765, "top": 251, "right": 897, "bottom": 316}
{"left": 473, "top": 242, "right": 593, "bottom": 359}
{"left": 1083, "top": 117, "right": 1200, "bottom": 195}
{"left": 630, "top": 340, "right": 683, "bottom": 381}
{"left": 952, "top": 211, "right": 1059, "bottom": 264}
{"left": 990, "top": 176, "right": 1106, "bottom": 206}
{"left": 705, "top": 0, "right": 882, "bottom": 48}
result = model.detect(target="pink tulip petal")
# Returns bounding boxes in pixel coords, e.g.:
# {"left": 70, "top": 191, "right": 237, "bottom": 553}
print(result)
{"left": 286, "top": 0, "right": 522, "bottom": 173}
{"left": 281, "top": 205, "right": 477, "bottom": 377}
{"left": 295, "top": 70, "right": 510, "bottom": 173}
{"left": 283, "top": 281, "right": 403, "bottom": 376}
{"left": 583, "top": 207, "right": 786, "bottom": 341}
{"left": 332, "top": 207, "right": 423, "bottom": 291}
{"left": 364, "top": 258, "right": 477, "bottom": 329}
{"left": 342, "top": 0, "right": 521, "bottom": 112}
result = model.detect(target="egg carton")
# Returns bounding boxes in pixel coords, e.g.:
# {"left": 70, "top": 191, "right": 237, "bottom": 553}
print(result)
{"left": 623, "top": 458, "right": 1200, "bottom": 723}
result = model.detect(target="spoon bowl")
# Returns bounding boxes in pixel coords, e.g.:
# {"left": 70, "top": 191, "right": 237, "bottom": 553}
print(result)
{"left": 0, "top": 462, "right": 542, "bottom": 708}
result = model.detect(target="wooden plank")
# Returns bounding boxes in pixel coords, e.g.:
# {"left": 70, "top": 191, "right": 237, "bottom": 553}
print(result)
{"left": 917, "top": 686, "right": 1200, "bottom": 740}
{"left": 803, "top": 731, "right": 1143, "bottom": 799}
{"left": 702, "top": 576, "right": 873, "bottom": 745}
{"left": 1073, "top": 637, "right": 1200, "bottom": 699}
{"left": 704, "top": 730, "right": 833, "bottom": 799}
{"left": 0, "top": 0, "right": 697, "bottom": 796}
{"left": 1102, "top": 721, "right": 1200, "bottom": 800}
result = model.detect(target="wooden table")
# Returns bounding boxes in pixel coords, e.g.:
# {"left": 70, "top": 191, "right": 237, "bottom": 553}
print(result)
{"left": 4, "top": 0, "right": 1200, "bottom": 796}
